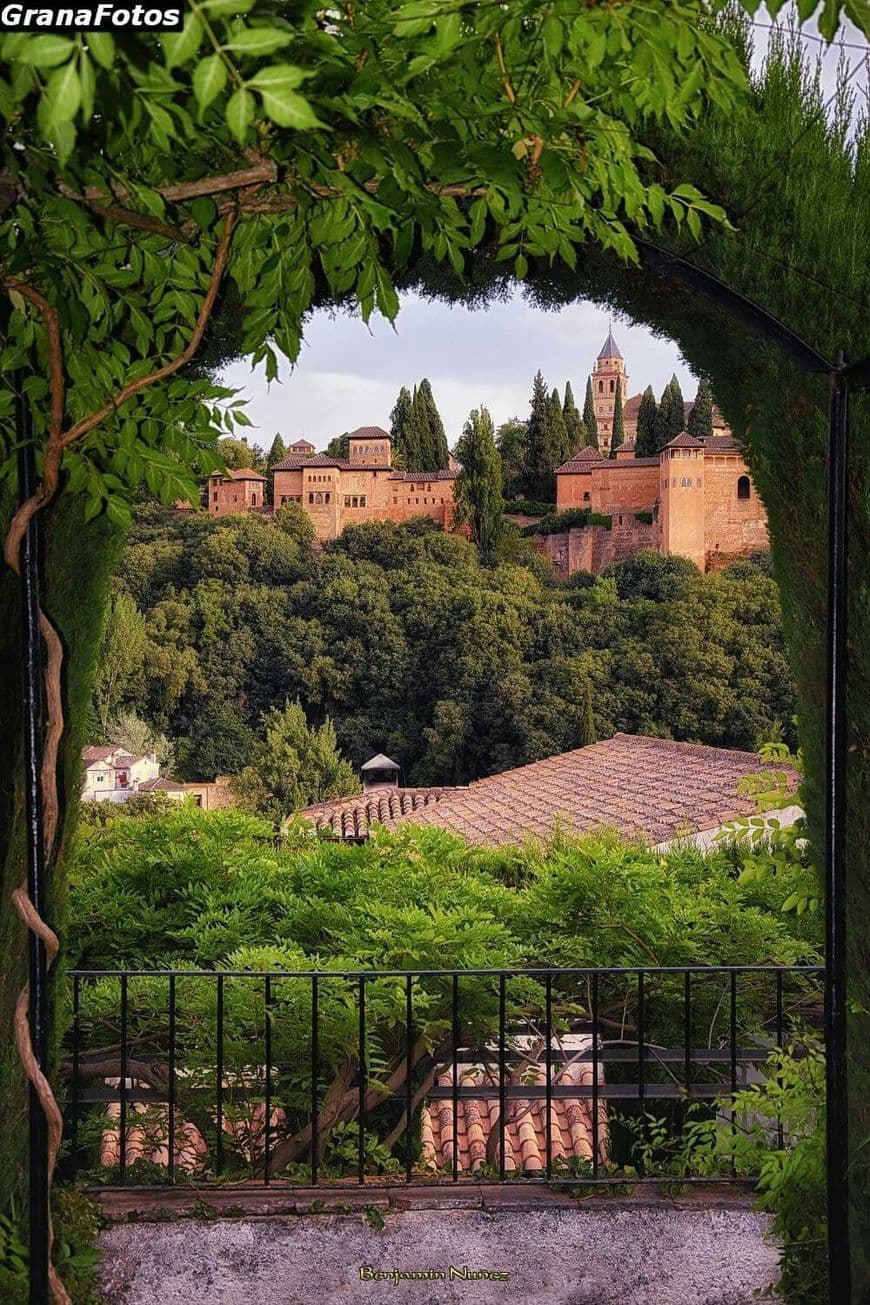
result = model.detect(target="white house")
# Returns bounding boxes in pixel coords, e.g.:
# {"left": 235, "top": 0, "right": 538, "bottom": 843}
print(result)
{"left": 81, "top": 746, "right": 182, "bottom": 803}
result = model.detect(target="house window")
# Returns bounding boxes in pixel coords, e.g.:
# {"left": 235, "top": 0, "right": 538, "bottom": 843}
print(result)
{"left": 345, "top": 495, "right": 351, "bottom": 507}
{"left": 598, "top": 380, "right": 603, "bottom": 393}
{"left": 232, "top": 494, "right": 238, "bottom": 502}
{"left": 325, "top": 492, "right": 331, "bottom": 504}
{"left": 609, "top": 379, "right": 615, "bottom": 393}
{"left": 308, "top": 492, "right": 314, "bottom": 504}
{"left": 360, "top": 496, "right": 366, "bottom": 507}
{"left": 583, "top": 492, "right": 590, "bottom": 502}
{"left": 213, "top": 491, "right": 218, "bottom": 502}
{"left": 737, "top": 475, "right": 751, "bottom": 500}
{"left": 251, "top": 493, "right": 257, "bottom": 505}
{"left": 352, "top": 496, "right": 358, "bottom": 507}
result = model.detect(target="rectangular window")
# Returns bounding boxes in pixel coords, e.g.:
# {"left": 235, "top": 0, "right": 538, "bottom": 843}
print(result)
{"left": 345, "top": 496, "right": 351, "bottom": 507}
{"left": 360, "top": 496, "right": 366, "bottom": 507}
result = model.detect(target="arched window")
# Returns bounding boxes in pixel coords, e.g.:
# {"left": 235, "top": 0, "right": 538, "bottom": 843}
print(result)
{"left": 308, "top": 492, "right": 314, "bottom": 504}
{"left": 598, "top": 380, "right": 604, "bottom": 393}
{"left": 609, "top": 379, "right": 615, "bottom": 393}
{"left": 737, "top": 475, "right": 751, "bottom": 500}
{"left": 583, "top": 492, "right": 590, "bottom": 502}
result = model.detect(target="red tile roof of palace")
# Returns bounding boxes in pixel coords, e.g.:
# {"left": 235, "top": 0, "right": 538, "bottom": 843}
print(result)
{"left": 663, "top": 431, "right": 704, "bottom": 449}
{"left": 587, "top": 457, "right": 660, "bottom": 468}
{"left": 555, "top": 447, "right": 600, "bottom": 473}
{"left": 272, "top": 452, "right": 346, "bottom": 470}
{"left": 301, "top": 734, "right": 799, "bottom": 847}
{"left": 701, "top": 435, "right": 739, "bottom": 452}
{"left": 138, "top": 777, "right": 186, "bottom": 792}
{"left": 348, "top": 426, "right": 391, "bottom": 441}
{"left": 421, "top": 1054, "right": 607, "bottom": 1175}
{"left": 289, "top": 439, "right": 316, "bottom": 451}
{"left": 220, "top": 467, "right": 267, "bottom": 481}
{"left": 82, "top": 746, "right": 118, "bottom": 764}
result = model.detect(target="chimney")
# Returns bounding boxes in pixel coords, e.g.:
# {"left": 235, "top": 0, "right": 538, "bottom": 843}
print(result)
{"left": 360, "top": 753, "right": 400, "bottom": 791}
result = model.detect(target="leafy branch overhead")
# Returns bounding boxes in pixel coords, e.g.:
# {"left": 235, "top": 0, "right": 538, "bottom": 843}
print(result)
{"left": 3, "top": 0, "right": 858, "bottom": 520}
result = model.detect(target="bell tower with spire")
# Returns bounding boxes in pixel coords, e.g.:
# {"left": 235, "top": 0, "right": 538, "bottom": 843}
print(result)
{"left": 590, "top": 326, "right": 628, "bottom": 455}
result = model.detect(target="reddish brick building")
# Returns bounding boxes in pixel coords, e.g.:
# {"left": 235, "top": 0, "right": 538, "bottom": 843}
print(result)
{"left": 207, "top": 467, "right": 267, "bottom": 516}
{"left": 551, "top": 333, "right": 768, "bottom": 574}
{"left": 272, "top": 426, "right": 457, "bottom": 542}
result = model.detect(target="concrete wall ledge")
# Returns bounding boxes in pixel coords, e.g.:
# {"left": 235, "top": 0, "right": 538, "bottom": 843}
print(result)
{"left": 97, "top": 1187, "right": 781, "bottom": 1305}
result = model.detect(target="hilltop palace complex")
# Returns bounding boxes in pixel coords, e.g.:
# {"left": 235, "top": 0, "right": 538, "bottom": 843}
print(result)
{"left": 205, "top": 331, "right": 768, "bottom": 575}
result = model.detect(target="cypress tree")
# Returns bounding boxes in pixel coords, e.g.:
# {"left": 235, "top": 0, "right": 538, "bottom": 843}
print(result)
{"left": 634, "top": 386, "right": 659, "bottom": 457}
{"left": 549, "top": 387, "right": 569, "bottom": 469}
{"left": 562, "top": 380, "right": 586, "bottom": 455}
{"left": 582, "top": 376, "right": 599, "bottom": 449}
{"left": 418, "top": 378, "right": 450, "bottom": 468}
{"left": 409, "top": 383, "right": 433, "bottom": 469}
{"left": 390, "top": 385, "right": 416, "bottom": 467}
{"left": 524, "top": 370, "right": 556, "bottom": 500}
{"left": 609, "top": 376, "right": 625, "bottom": 458}
{"left": 656, "top": 375, "right": 686, "bottom": 450}
{"left": 266, "top": 434, "right": 287, "bottom": 468}
{"left": 454, "top": 405, "right": 505, "bottom": 563}
{"left": 687, "top": 377, "right": 714, "bottom": 439}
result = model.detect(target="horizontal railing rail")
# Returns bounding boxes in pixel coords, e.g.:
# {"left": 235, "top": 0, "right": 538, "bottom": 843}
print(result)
{"left": 65, "top": 965, "right": 824, "bottom": 1191}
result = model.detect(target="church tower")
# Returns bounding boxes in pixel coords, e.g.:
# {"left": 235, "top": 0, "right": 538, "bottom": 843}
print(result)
{"left": 590, "top": 329, "right": 628, "bottom": 455}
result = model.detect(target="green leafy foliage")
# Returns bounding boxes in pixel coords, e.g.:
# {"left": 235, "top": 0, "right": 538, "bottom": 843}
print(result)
{"left": 230, "top": 699, "right": 359, "bottom": 821}
{"left": 97, "top": 512, "right": 797, "bottom": 784}
{"left": 634, "top": 386, "right": 659, "bottom": 458}
{"left": 453, "top": 405, "right": 505, "bottom": 562}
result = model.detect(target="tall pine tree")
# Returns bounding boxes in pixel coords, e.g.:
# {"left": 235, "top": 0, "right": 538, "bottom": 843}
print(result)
{"left": 454, "top": 406, "right": 505, "bottom": 563}
{"left": 390, "top": 386, "right": 416, "bottom": 468}
{"left": 609, "top": 376, "right": 625, "bottom": 459}
{"left": 634, "top": 386, "right": 659, "bottom": 457}
{"left": 655, "top": 375, "right": 686, "bottom": 450}
{"left": 582, "top": 376, "right": 599, "bottom": 449}
{"left": 687, "top": 378, "right": 714, "bottom": 439}
{"left": 562, "top": 381, "right": 586, "bottom": 456}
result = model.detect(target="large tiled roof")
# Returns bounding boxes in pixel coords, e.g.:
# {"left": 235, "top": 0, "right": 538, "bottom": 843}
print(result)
{"left": 421, "top": 1050, "right": 607, "bottom": 1176}
{"left": 272, "top": 452, "right": 346, "bottom": 470}
{"left": 555, "top": 446, "right": 599, "bottom": 474}
{"left": 301, "top": 734, "right": 799, "bottom": 847}
{"left": 701, "top": 435, "right": 739, "bottom": 452}
{"left": 289, "top": 439, "right": 315, "bottom": 451}
{"left": 82, "top": 746, "right": 118, "bottom": 765}
{"left": 588, "top": 457, "right": 660, "bottom": 468}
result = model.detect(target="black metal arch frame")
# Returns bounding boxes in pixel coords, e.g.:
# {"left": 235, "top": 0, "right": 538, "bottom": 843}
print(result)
{"left": 14, "top": 239, "right": 865, "bottom": 1303}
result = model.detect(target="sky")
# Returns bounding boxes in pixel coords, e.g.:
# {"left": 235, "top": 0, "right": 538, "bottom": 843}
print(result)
{"left": 219, "top": 11, "right": 868, "bottom": 454}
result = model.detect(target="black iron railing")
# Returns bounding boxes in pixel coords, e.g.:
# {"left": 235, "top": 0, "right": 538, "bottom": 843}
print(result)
{"left": 66, "top": 965, "right": 823, "bottom": 1190}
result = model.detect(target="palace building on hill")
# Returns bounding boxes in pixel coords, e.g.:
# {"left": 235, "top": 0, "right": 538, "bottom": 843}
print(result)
{"left": 549, "top": 333, "right": 768, "bottom": 575}
{"left": 207, "top": 427, "right": 457, "bottom": 542}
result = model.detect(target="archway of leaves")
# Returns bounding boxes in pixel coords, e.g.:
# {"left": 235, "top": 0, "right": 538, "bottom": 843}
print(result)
{"left": 0, "top": 13, "right": 868, "bottom": 1303}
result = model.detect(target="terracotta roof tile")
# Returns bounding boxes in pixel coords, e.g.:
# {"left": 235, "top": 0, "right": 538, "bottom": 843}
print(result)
{"left": 301, "top": 734, "right": 798, "bottom": 848}
{"left": 272, "top": 452, "right": 347, "bottom": 470}
{"left": 420, "top": 1050, "right": 607, "bottom": 1175}
{"left": 555, "top": 446, "right": 600, "bottom": 474}
{"left": 348, "top": 426, "right": 391, "bottom": 441}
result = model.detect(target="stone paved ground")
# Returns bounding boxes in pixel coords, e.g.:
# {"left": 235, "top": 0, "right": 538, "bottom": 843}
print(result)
{"left": 98, "top": 1196, "right": 780, "bottom": 1305}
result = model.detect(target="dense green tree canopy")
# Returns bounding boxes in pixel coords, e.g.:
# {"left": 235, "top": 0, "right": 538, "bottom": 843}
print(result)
{"left": 610, "top": 375, "right": 625, "bottom": 457}
{"left": 582, "top": 375, "right": 599, "bottom": 449}
{"left": 562, "top": 380, "right": 586, "bottom": 456}
{"left": 634, "top": 385, "right": 659, "bottom": 457}
{"left": 99, "top": 509, "right": 795, "bottom": 785}
{"left": 687, "top": 377, "right": 715, "bottom": 439}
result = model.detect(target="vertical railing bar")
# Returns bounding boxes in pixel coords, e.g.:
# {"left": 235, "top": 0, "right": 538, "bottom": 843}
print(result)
{"left": 545, "top": 973, "right": 553, "bottom": 1182}
{"left": 216, "top": 974, "right": 224, "bottom": 1177}
{"left": 168, "top": 974, "right": 176, "bottom": 1186}
{"left": 776, "top": 970, "right": 784, "bottom": 1151}
{"left": 71, "top": 975, "right": 80, "bottom": 1177}
{"left": 591, "top": 972, "right": 600, "bottom": 1180}
{"left": 119, "top": 974, "right": 128, "bottom": 1186}
{"left": 311, "top": 975, "right": 319, "bottom": 1186}
{"left": 452, "top": 974, "right": 459, "bottom": 1184}
{"left": 637, "top": 970, "right": 645, "bottom": 1178}
{"left": 264, "top": 975, "right": 273, "bottom": 1186}
{"left": 405, "top": 974, "right": 413, "bottom": 1185}
{"left": 683, "top": 969, "right": 691, "bottom": 1141}
{"left": 730, "top": 970, "right": 738, "bottom": 1177}
{"left": 358, "top": 976, "right": 366, "bottom": 1185}
{"left": 498, "top": 973, "right": 506, "bottom": 1182}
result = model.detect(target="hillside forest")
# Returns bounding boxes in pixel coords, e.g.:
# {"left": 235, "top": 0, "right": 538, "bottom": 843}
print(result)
{"left": 94, "top": 506, "right": 795, "bottom": 785}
